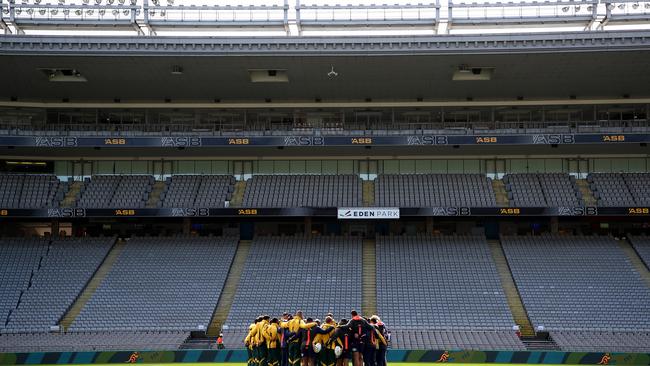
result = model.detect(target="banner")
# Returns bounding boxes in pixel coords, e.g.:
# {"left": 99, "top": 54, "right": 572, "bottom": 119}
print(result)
{"left": 0, "top": 133, "right": 645, "bottom": 148}
{"left": 337, "top": 207, "right": 400, "bottom": 219}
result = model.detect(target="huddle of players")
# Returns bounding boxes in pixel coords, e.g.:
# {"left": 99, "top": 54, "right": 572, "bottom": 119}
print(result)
{"left": 244, "top": 310, "right": 390, "bottom": 366}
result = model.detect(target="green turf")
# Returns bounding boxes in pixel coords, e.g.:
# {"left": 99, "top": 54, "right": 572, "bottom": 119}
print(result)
{"left": 98, "top": 363, "right": 565, "bottom": 366}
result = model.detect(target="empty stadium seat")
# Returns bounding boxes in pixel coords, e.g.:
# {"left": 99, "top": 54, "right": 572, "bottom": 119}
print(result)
{"left": 503, "top": 173, "right": 582, "bottom": 207}
{"left": 76, "top": 175, "right": 153, "bottom": 208}
{"left": 69, "top": 236, "right": 238, "bottom": 331}
{"left": 501, "top": 235, "right": 650, "bottom": 332}
{"left": 242, "top": 175, "right": 362, "bottom": 208}
{"left": 374, "top": 174, "right": 496, "bottom": 207}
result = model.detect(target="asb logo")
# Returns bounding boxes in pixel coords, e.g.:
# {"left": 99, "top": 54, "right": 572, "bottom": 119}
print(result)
{"left": 406, "top": 135, "right": 448, "bottom": 145}
{"left": 558, "top": 207, "right": 597, "bottom": 216}
{"left": 283, "top": 136, "right": 324, "bottom": 146}
{"left": 35, "top": 137, "right": 78, "bottom": 147}
{"left": 47, "top": 208, "right": 86, "bottom": 218}
{"left": 171, "top": 208, "right": 209, "bottom": 217}
{"left": 431, "top": 207, "right": 471, "bottom": 216}
{"left": 161, "top": 137, "right": 202, "bottom": 147}
{"left": 532, "top": 134, "right": 575, "bottom": 144}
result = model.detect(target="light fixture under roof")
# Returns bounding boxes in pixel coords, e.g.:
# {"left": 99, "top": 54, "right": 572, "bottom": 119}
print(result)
{"left": 561, "top": 6, "right": 569, "bottom": 12}
{"left": 632, "top": 2, "right": 639, "bottom": 9}
{"left": 618, "top": 3, "right": 625, "bottom": 9}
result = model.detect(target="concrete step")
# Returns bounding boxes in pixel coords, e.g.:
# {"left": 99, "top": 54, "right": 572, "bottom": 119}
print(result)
{"left": 492, "top": 179, "right": 509, "bottom": 207}
{"left": 361, "top": 239, "right": 377, "bottom": 316}
{"left": 362, "top": 181, "right": 375, "bottom": 207}
{"left": 576, "top": 179, "right": 597, "bottom": 206}
{"left": 488, "top": 239, "right": 535, "bottom": 337}
{"left": 621, "top": 239, "right": 650, "bottom": 288}
{"left": 229, "top": 181, "right": 247, "bottom": 207}
{"left": 146, "top": 181, "right": 166, "bottom": 208}
{"left": 207, "top": 240, "right": 252, "bottom": 336}
{"left": 59, "top": 238, "right": 125, "bottom": 331}
{"left": 61, "top": 181, "right": 83, "bottom": 208}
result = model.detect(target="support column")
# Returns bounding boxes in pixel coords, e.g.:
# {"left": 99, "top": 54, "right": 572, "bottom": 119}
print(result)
{"left": 51, "top": 220, "right": 60, "bottom": 237}
{"left": 426, "top": 217, "right": 434, "bottom": 235}
{"left": 182, "top": 218, "right": 191, "bottom": 235}
{"left": 304, "top": 217, "right": 312, "bottom": 237}
{"left": 550, "top": 217, "right": 559, "bottom": 234}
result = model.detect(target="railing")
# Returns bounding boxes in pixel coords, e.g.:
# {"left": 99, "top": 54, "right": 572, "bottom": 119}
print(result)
{"left": 0, "top": 119, "right": 648, "bottom": 136}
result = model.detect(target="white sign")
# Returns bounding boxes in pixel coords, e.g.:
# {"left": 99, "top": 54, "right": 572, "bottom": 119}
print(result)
{"left": 337, "top": 207, "right": 400, "bottom": 219}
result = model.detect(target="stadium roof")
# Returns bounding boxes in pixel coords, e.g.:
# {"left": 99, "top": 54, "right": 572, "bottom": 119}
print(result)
{"left": 1, "top": 31, "right": 650, "bottom": 104}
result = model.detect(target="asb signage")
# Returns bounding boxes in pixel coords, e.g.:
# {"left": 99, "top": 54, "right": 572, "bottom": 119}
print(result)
{"left": 337, "top": 207, "right": 400, "bottom": 219}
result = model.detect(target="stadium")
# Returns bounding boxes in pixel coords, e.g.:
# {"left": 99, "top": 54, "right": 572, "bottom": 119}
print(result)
{"left": 1, "top": 0, "right": 650, "bottom": 365}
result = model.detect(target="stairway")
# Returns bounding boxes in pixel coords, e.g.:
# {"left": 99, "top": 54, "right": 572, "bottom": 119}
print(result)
{"left": 229, "top": 181, "right": 247, "bottom": 207}
{"left": 362, "top": 181, "right": 375, "bottom": 207}
{"left": 492, "top": 179, "right": 509, "bottom": 207}
{"left": 522, "top": 336, "right": 561, "bottom": 351}
{"left": 207, "top": 240, "right": 251, "bottom": 336}
{"left": 59, "top": 238, "right": 126, "bottom": 331}
{"left": 60, "top": 181, "right": 83, "bottom": 207}
{"left": 146, "top": 181, "right": 166, "bottom": 208}
{"left": 488, "top": 239, "right": 535, "bottom": 337}
{"left": 576, "top": 179, "right": 597, "bottom": 206}
{"left": 361, "top": 239, "right": 377, "bottom": 316}
{"left": 620, "top": 239, "right": 650, "bottom": 288}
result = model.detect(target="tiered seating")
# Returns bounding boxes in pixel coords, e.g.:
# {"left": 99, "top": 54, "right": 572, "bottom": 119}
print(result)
{"left": 503, "top": 173, "right": 582, "bottom": 207}
{"left": 374, "top": 174, "right": 496, "bottom": 207}
{"left": 629, "top": 236, "right": 650, "bottom": 269}
{"left": 70, "top": 236, "right": 238, "bottom": 331}
{"left": 501, "top": 235, "right": 650, "bottom": 331}
{"left": 0, "top": 174, "right": 66, "bottom": 208}
{"left": 587, "top": 173, "right": 635, "bottom": 206}
{"left": 391, "top": 330, "right": 525, "bottom": 351}
{"left": 622, "top": 173, "right": 650, "bottom": 206}
{"left": 76, "top": 175, "right": 153, "bottom": 208}
{"left": 5, "top": 237, "right": 115, "bottom": 332}
{"left": 224, "top": 236, "right": 362, "bottom": 329}
{"left": 0, "top": 331, "right": 189, "bottom": 352}
{"left": 0, "top": 238, "right": 49, "bottom": 330}
{"left": 551, "top": 331, "right": 650, "bottom": 352}
{"left": 160, "top": 175, "right": 235, "bottom": 208}
{"left": 376, "top": 235, "right": 515, "bottom": 330}
{"left": 242, "top": 175, "right": 361, "bottom": 207}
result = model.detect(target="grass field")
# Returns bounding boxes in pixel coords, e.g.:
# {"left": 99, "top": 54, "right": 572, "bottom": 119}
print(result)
{"left": 121, "top": 363, "right": 565, "bottom": 366}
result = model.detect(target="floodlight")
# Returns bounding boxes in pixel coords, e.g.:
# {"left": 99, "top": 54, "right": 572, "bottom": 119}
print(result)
{"left": 561, "top": 6, "right": 569, "bottom": 12}
{"left": 160, "top": 9, "right": 165, "bottom": 16}
{"left": 51, "top": 8, "right": 58, "bottom": 14}
{"left": 149, "top": 9, "right": 155, "bottom": 16}
{"left": 645, "top": 3, "right": 650, "bottom": 9}
{"left": 587, "top": 5, "right": 593, "bottom": 11}
{"left": 107, "top": 0, "right": 114, "bottom": 4}
{"left": 75, "top": 9, "right": 82, "bottom": 15}
{"left": 34, "top": 0, "right": 41, "bottom": 4}
{"left": 130, "top": 0, "right": 136, "bottom": 5}
{"left": 122, "top": 8, "right": 129, "bottom": 15}
{"left": 26, "top": 8, "right": 34, "bottom": 14}
{"left": 618, "top": 3, "right": 625, "bottom": 9}
{"left": 632, "top": 2, "right": 639, "bottom": 8}
{"left": 118, "top": 0, "right": 125, "bottom": 3}
{"left": 574, "top": 5, "right": 580, "bottom": 11}
{"left": 99, "top": 9, "right": 105, "bottom": 15}
{"left": 86, "top": 9, "right": 93, "bottom": 15}
{"left": 15, "top": 8, "right": 22, "bottom": 15}
{"left": 38, "top": 8, "right": 46, "bottom": 14}
{"left": 167, "top": 0, "right": 173, "bottom": 5}
{"left": 63, "top": 8, "right": 70, "bottom": 14}
{"left": 152, "top": 0, "right": 159, "bottom": 5}
{"left": 607, "top": 3, "right": 615, "bottom": 10}
{"left": 95, "top": 0, "right": 102, "bottom": 4}
{"left": 82, "top": 0, "right": 89, "bottom": 4}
